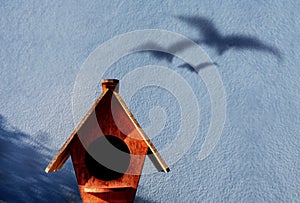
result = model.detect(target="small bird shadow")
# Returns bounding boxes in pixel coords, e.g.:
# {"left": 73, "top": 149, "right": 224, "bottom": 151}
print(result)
{"left": 178, "top": 62, "right": 218, "bottom": 73}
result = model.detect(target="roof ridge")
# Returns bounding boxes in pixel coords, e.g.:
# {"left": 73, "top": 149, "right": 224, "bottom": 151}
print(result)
{"left": 45, "top": 88, "right": 169, "bottom": 173}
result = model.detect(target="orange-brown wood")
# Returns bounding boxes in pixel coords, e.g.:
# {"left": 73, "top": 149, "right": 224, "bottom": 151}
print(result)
{"left": 45, "top": 79, "right": 169, "bottom": 203}
{"left": 69, "top": 90, "right": 148, "bottom": 202}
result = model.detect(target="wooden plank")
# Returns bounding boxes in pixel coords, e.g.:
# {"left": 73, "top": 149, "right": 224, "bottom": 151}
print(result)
{"left": 45, "top": 89, "right": 109, "bottom": 173}
{"left": 84, "top": 187, "right": 134, "bottom": 193}
{"left": 113, "top": 91, "right": 170, "bottom": 173}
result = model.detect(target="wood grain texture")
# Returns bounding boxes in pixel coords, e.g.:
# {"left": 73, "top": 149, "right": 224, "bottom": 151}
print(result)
{"left": 69, "top": 90, "right": 148, "bottom": 202}
{"left": 45, "top": 79, "right": 169, "bottom": 202}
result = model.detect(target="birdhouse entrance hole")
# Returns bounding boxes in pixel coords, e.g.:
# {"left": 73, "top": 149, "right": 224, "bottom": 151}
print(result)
{"left": 85, "top": 135, "right": 131, "bottom": 181}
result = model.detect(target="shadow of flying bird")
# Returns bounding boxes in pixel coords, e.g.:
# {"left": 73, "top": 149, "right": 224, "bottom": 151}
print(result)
{"left": 177, "top": 16, "right": 282, "bottom": 60}
{"left": 138, "top": 40, "right": 194, "bottom": 62}
{"left": 138, "top": 41, "right": 219, "bottom": 73}
{"left": 178, "top": 62, "right": 218, "bottom": 73}
{"left": 149, "top": 51, "right": 174, "bottom": 62}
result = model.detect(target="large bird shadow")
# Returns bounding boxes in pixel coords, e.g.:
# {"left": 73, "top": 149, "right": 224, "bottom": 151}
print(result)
{"left": 140, "top": 16, "right": 282, "bottom": 72}
{"left": 0, "top": 115, "right": 80, "bottom": 202}
{"left": 177, "top": 15, "right": 283, "bottom": 60}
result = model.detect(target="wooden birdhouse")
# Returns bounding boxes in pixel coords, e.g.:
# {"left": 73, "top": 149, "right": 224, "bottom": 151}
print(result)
{"left": 45, "top": 79, "right": 169, "bottom": 203}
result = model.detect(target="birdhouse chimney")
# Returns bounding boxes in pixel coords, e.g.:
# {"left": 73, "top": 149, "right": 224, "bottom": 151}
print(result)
{"left": 102, "top": 79, "right": 119, "bottom": 92}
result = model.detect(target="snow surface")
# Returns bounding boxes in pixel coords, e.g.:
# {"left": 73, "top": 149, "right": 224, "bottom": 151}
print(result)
{"left": 0, "top": 0, "right": 299, "bottom": 202}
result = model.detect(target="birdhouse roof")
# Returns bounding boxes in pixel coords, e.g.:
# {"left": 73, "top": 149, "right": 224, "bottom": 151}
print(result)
{"left": 45, "top": 84, "right": 169, "bottom": 174}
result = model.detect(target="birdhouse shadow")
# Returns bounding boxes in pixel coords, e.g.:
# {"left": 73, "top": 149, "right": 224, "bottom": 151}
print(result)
{"left": 0, "top": 114, "right": 80, "bottom": 202}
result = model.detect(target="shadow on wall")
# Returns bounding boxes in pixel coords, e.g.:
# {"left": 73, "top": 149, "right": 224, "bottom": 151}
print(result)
{"left": 138, "top": 40, "right": 217, "bottom": 74}
{"left": 0, "top": 115, "right": 154, "bottom": 203}
{"left": 177, "top": 16, "right": 282, "bottom": 59}
{"left": 139, "top": 15, "right": 282, "bottom": 73}
{"left": 134, "top": 196, "right": 157, "bottom": 203}
{"left": 0, "top": 115, "right": 80, "bottom": 202}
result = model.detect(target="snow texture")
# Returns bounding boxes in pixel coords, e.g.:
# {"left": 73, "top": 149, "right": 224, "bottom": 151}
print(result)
{"left": 0, "top": 1, "right": 299, "bottom": 202}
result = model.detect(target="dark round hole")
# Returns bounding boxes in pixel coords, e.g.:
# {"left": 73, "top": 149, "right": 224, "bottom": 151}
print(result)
{"left": 85, "top": 135, "right": 131, "bottom": 181}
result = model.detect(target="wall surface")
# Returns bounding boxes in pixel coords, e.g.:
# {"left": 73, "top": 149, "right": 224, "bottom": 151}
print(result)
{"left": 0, "top": 1, "right": 299, "bottom": 202}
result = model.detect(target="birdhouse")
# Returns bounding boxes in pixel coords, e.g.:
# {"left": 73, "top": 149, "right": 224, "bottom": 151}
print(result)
{"left": 45, "top": 79, "right": 169, "bottom": 203}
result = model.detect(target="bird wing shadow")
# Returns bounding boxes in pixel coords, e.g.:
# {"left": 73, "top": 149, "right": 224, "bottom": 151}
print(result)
{"left": 137, "top": 42, "right": 174, "bottom": 62}
{"left": 178, "top": 62, "right": 218, "bottom": 73}
{"left": 137, "top": 40, "right": 194, "bottom": 62}
{"left": 177, "top": 15, "right": 283, "bottom": 60}
{"left": 176, "top": 15, "right": 221, "bottom": 42}
{"left": 224, "top": 35, "right": 283, "bottom": 60}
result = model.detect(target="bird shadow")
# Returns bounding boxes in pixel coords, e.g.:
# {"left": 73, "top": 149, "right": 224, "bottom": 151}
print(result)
{"left": 0, "top": 114, "right": 80, "bottom": 202}
{"left": 138, "top": 40, "right": 217, "bottom": 73}
{"left": 139, "top": 15, "right": 282, "bottom": 72}
{"left": 138, "top": 40, "right": 193, "bottom": 63}
{"left": 176, "top": 15, "right": 283, "bottom": 60}
{"left": 178, "top": 62, "right": 219, "bottom": 73}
